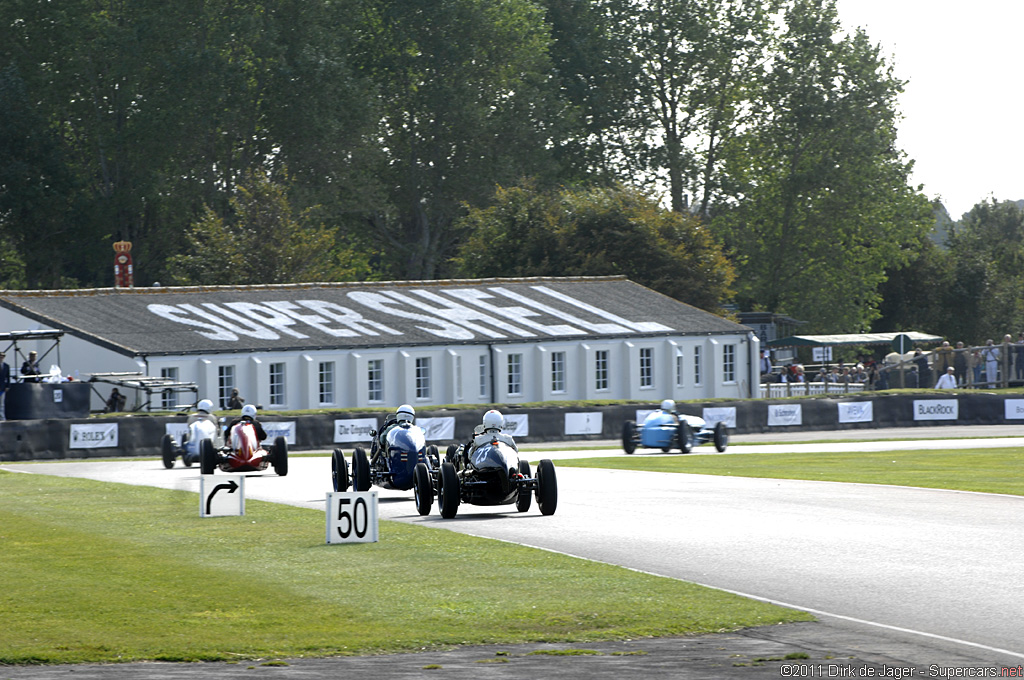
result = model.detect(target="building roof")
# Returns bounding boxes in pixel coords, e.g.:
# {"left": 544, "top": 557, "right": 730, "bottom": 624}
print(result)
{"left": 766, "top": 332, "right": 943, "bottom": 348}
{"left": 0, "top": 276, "right": 750, "bottom": 357}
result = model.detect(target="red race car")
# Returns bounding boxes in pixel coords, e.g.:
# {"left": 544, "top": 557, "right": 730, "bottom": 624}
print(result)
{"left": 199, "top": 418, "right": 288, "bottom": 476}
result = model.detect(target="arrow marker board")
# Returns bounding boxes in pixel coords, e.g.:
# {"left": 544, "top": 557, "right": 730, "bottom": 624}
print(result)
{"left": 200, "top": 474, "right": 245, "bottom": 517}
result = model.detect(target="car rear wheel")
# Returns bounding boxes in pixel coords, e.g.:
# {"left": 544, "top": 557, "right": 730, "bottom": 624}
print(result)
{"left": 438, "top": 461, "right": 460, "bottom": 519}
{"left": 161, "top": 434, "right": 176, "bottom": 469}
{"left": 536, "top": 459, "right": 557, "bottom": 516}
{"left": 199, "top": 438, "right": 216, "bottom": 475}
{"left": 622, "top": 420, "right": 638, "bottom": 454}
{"left": 516, "top": 459, "right": 532, "bottom": 512}
{"left": 414, "top": 462, "right": 433, "bottom": 516}
{"left": 332, "top": 449, "right": 350, "bottom": 492}
{"left": 713, "top": 422, "right": 729, "bottom": 452}
{"left": 352, "top": 447, "right": 371, "bottom": 492}
{"left": 271, "top": 436, "right": 288, "bottom": 476}
{"left": 678, "top": 420, "right": 695, "bottom": 454}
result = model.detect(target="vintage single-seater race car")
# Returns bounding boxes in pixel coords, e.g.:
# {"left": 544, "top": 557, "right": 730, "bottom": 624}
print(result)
{"left": 199, "top": 419, "right": 288, "bottom": 476}
{"left": 332, "top": 412, "right": 440, "bottom": 495}
{"left": 412, "top": 426, "right": 557, "bottom": 519}
{"left": 162, "top": 400, "right": 223, "bottom": 469}
{"left": 621, "top": 400, "right": 729, "bottom": 454}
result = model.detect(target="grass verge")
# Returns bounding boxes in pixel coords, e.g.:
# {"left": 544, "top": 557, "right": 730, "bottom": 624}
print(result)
{"left": 556, "top": 447, "right": 1024, "bottom": 496}
{"left": 0, "top": 471, "right": 809, "bottom": 665}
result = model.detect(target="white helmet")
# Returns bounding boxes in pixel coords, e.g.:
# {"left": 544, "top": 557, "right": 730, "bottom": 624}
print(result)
{"left": 482, "top": 409, "right": 504, "bottom": 432}
{"left": 197, "top": 399, "right": 214, "bottom": 413}
{"left": 660, "top": 399, "right": 676, "bottom": 412}
{"left": 396, "top": 404, "right": 415, "bottom": 424}
{"left": 241, "top": 404, "right": 257, "bottom": 419}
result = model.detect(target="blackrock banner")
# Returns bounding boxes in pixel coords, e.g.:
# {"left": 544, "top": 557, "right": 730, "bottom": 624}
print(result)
{"left": 334, "top": 418, "right": 378, "bottom": 443}
{"left": 70, "top": 422, "right": 119, "bottom": 449}
{"left": 767, "top": 404, "right": 802, "bottom": 427}
{"left": 913, "top": 399, "right": 958, "bottom": 421}
{"left": 1004, "top": 399, "right": 1024, "bottom": 420}
{"left": 837, "top": 401, "right": 873, "bottom": 424}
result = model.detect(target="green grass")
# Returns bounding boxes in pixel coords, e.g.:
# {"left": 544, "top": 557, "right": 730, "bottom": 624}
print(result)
{"left": 0, "top": 471, "right": 809, "bottom": 665}
{"left": 556, "top": 448, "right": 1024, "bottom": 496}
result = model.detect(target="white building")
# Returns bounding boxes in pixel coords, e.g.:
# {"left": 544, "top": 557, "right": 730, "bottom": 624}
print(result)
{"left": 0, "top": 276, "right": 759, "bottom": 411}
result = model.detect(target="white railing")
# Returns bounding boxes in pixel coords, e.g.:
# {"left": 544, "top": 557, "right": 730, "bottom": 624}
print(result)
{"left": 759, "top": 381, "right": 866, "bottom": 399}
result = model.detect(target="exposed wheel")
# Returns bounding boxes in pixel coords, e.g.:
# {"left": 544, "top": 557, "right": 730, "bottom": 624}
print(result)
{"left": 438, "top": 461, "right": 460, "bottom": 519}
{"left": 445, "top": 444, "right": 458, "bottom": 464}
{"left": 332, "top": 449, "right": 350, "bottom": 492}
{"left": 199, "top": 438, "right": 216, "bottom": 475}
{"left": 426, "top": 444, "right": 439, "bottom": 466}
{"left": 516, "top": 459, "right": 532, "bottom": 512}
{"left": 678, "top": 420, "right": 695, "bottom": 454}
{"left": 414, "top": 462, "right": 433, "bottom": 516}
{"left": 271, "top": 436, "right": 288, "bottom": 476}
{"left": 621, "top": 420, "right": 638, "bottom": 454}
{"left": 713, "top": 422, "right": 729, "bottom": 452}
{"left": 352, "top": 447, "right": 371, "bottom": 492}
{"left": 161, "top": 434, "right": 176, "bottom": 469}
{"left": 536, "top": 459, "right": 558, "bottom": 516}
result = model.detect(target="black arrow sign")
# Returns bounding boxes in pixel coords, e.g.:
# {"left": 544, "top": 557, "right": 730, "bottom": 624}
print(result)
{"left": 206, "top": 480, "right": 239, "bottom": 515}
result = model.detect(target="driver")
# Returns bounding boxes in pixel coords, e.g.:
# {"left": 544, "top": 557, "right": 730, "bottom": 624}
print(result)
{"left": 659, "top": 398, "right": 679, "bottom": 420}
{"left": 464, "top": 409, "right": 518, "bottom": 460}
{"left": 371, "top": 404, "right": 415, "bottom": 464}
{"left": 223, "top": 404, "right": 267, "bottom": 446}
{"left": 181, "top": 399, "right": 219, "bottom": 464}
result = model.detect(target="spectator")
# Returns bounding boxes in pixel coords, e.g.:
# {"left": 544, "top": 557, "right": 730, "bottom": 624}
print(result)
{"left": 905, "top": 365, "right": 919, "bottom": 389}
{"left": 226, "top": 388, "right": 245, "bottom": 410}
{"left": 953, "top": 342, "right": 969, "bottom": 386}
{"left": 935, "top": 366, "right": 957, "bottom": 389}
{"left": 934, "top": 341, "right": 954, "bottom": 374}
{"left": 1017, "top": 333, "right": 1024, "bottom": 381}
{"left": 873, "top": 364, "right": 890, "bottom": 390}
{"left": 981, "top": 339, "right": 1000, "bottom": 387}
{"left": 21, "top": 350, "right": 41, "bottom": 382}
{"left": 0, "top": 351, "right": 10, "bottom": 421}
{"left": 913, "top": 350, "right": 931, "bottom": 389}
{"left": 105, "top": 388, "right": 127, "bottom": 412}
{"left": 759, "top": 349, "right": 773, "bottom": 383}
{"left": 970, "top": 348, "right": 984, "bottom": 386}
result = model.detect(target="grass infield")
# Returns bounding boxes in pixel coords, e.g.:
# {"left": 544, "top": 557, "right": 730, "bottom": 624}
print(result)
{"left": 555, "top": 447, "right": 1024, "bottom": 496}
{"left": 0, "top": 471, "right": 809, "bottom": 665}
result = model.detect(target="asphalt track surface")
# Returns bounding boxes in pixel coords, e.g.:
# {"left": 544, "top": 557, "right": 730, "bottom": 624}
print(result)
{"left": 3, "top": 425, "right": 1024, "bottom": 679}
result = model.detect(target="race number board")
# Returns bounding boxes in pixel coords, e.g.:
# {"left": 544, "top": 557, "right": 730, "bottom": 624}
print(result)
{"left": 326, "top": 491, "right": 379, "bottom": 544}
{"left": 200, "top": 474, "right": 245, "bottom": 517}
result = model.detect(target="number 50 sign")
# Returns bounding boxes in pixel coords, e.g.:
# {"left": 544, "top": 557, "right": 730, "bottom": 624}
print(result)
{"left": 326, "top": 491, "right": 379, "bottom": 544}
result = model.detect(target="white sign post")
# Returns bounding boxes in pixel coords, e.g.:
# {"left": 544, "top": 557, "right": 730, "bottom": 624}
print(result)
{"left": 326, "top": 491, "right": 379, "bottom": 544}
{"left": 200, "top": 474, "right": 245, "bottom": 517}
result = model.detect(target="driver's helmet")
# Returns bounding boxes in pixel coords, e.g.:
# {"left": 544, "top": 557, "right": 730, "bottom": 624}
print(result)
{"left": 660, "top": 399, "right": 676, "bottom": 412}
{"left": 396, "top": 404, "right": 415, "bottom": 424}
{"left": 482, "top": 409, "right": 504, "bottom": 432}
{"left": 241, "top": 404, "right": 257, "bottom": 419}
{"left": 197, "top": 398, "right": 214, "bottom": 413}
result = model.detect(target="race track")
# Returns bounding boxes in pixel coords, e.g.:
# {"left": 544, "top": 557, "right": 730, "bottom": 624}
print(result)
{"left": 4, "top": 432, "right": 1023, "bottom": 665}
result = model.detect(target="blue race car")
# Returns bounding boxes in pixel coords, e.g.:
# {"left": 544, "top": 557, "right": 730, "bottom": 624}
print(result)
{"left": 621, "top": 399, "right": 729, "bottom": 454}
{"left": 332, "top": 406, "right": 440, "bottom": 494}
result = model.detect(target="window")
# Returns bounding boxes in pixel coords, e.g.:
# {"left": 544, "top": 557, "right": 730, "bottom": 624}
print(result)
{"left": 723, "top": 344, "right": 736, "bottom": 383}
{"left": 160, "top": 367, "right": 178, "bottom": 409}
{"left": 218, "top": 365, "right": 235, "bottom": 409}
{"left": 416, "top": 357, "right": 431, "bottom": 400}
{"left": 675, "top": 351, "right": 684, "bottom": 387}
{"left": 639, "top": 348, "right": 653, "bottom": 388}
{"left": 368, "top": 359, "right": 383, "bottom": 402}
{"left": 595, "top": 350, "right": 609, "bottom": 390}
{"left": 507, "top": 353, "right": 523, "bottom": 396}
{"left": 693, "top": 346, "right": 702, "bottom": 386}
{"left": 551, "top": 351, "right": 566, "bottom": 393}
{"left": 478, "top": 355, "right": 488, "bottom": 399}
{"left": 319, "top": 361, "right": 335, "bottom": 405}
{"left": 269, "top": 362, "right": 285, "bottom": 406}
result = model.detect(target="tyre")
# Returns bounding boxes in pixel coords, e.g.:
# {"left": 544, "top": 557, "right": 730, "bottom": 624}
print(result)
{"left": 713, "top": 422, "right": 729, "bottom": 452}
{"left": 536, "top": 459, "right": 558, "bottom": 516}
{"left": 332, "top": 449, "right": 350, "bottom": 492}
{"left": 515, "top": 459, "right": 532, "bottom": 512}
{"left": 426, "top": 444, "right": 439, "bottom": 466}
{"left": 271, "top": 436, "right": 288, "bottom": 476}
{"left": 199, "top": 438, "right": 216, "bottom": 475}
{"left": 678, "top": 420, "right": 695, "bottom": 454}
{"left": 414, "top": 462, "right": 433, "bottom": 516}
{"left": 621, "top": 420, "right": 638, "bottom": 454}
{"left": 438, "top": 461, "right": 460, "bottom": 519}
{"left": 161, "top": 434, "right": 176, "bottom": 469}
{"left": 445, "top": 444, "right": 458, "bottom": 464}
{"left": 352, "top": 447, "right": 371, "bottom": 492}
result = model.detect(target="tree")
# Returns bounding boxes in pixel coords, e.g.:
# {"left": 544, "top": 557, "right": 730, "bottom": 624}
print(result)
{"left": 454, "top": 184, "right": 735, "bottom": 312}
{"left": 166, "top": 170, "right": 370, "bottom": 286}
{"left": 709, "top": 0, "right": 933, "bottom": 332}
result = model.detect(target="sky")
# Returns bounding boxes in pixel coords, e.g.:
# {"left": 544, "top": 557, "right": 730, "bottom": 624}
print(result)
{"left": 834, "top": 0, "right": 1024, "bottom": 219}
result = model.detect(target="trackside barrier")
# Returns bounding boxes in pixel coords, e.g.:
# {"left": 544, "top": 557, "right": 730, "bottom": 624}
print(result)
{"left": 0, "top": 392, "right": 1019, "bottom": 462}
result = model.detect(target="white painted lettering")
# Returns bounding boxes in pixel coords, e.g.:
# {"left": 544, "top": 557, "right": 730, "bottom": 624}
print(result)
{"left": 147, "top": 304, "right": 240, "bottom": 341}
{"left": 193, "top": 303, "right": 279, "bottom": 339}
{"left": 263, "top": 301, "right": 359, "bottom": 338}
{"left": 445, "top": 288, "right": 585, "bottom": 336}
{"left": 402, "top": 290, "right": 534, "bottom": 338}
{"left": 346, "top": 292, "right": 475, "bottom": 340}
{"left": 532, "top": 286, "right": 674, "bottom": 332}
{"left": 296, "top": 300, "right": 402, "bottom": 336}
{"left": 489, "top": 287, "right": 632, "bottom": 334}
{"left": 224, "top": 302, "right": 309, "bottom": 339}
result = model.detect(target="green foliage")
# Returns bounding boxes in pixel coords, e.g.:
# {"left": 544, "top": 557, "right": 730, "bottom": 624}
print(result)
{"left": 167, "top": 170, "right": 370, "bottom": 286}
{"left": 454, "top": 184, "right": 735, "bottom": 311}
